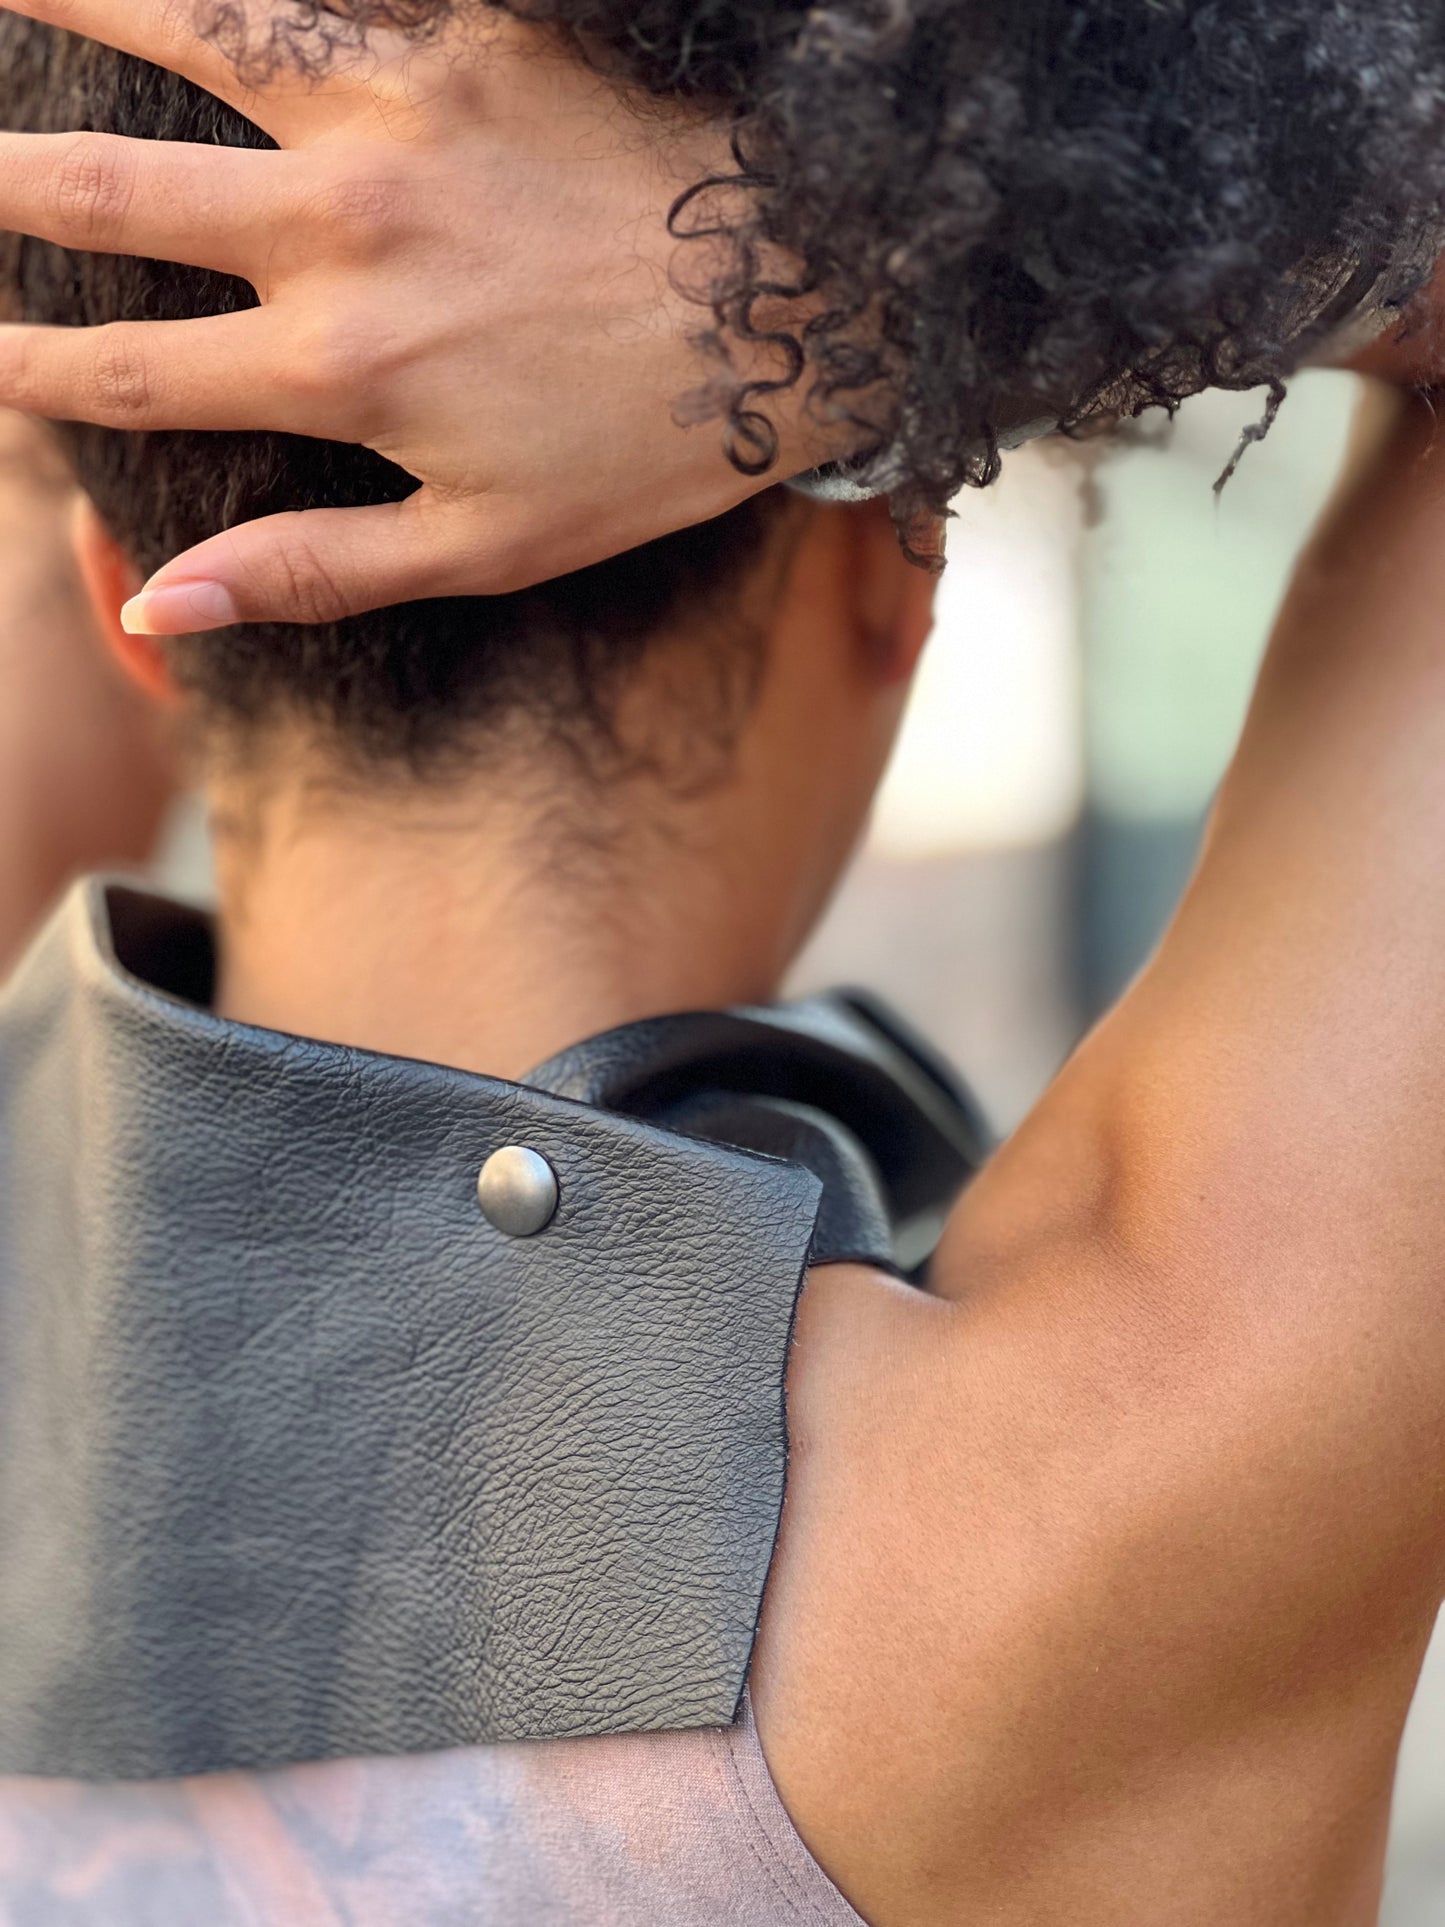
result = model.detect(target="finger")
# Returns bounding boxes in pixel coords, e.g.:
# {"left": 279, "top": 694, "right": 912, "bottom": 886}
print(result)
{"left": 0, "top": 0, "right": 286, "bottom": 132}
{"left": 120, "top": 493, "right": 534, "bottom": 632}
{"left": 0, "top": 133, "right": 290, "bottom": 279}
{"left": 0, "top": 311, "right": 317, "bottom": 433}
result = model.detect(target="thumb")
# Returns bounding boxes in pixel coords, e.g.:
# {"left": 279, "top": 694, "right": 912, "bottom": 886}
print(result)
{"left": 120, "top": 492, "right": 526, "bottom": 634}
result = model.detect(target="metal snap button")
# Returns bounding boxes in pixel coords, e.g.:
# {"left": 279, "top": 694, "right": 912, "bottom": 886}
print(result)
{"left": 477, "top": 1146, "right": 559, "bottom": 1238}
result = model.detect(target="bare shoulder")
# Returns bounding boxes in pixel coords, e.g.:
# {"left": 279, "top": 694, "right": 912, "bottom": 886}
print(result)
{"left": 751, "top": 1146, "right": 1443, "bottom": 1927}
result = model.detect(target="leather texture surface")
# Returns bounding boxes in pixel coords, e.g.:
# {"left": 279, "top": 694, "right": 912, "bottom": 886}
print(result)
{"left": 0, "top": 885, "right": 823, "bottom": 1781}
{"left": 653, "top": 1090, "right": 896, "bottom": 1270}
{"left": 530, "top": 994, "right": 988, "bottom": 1276}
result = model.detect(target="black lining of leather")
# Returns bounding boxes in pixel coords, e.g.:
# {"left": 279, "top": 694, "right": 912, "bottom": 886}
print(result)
{"left": 105, "top": 882, "right": 217, "bottom": 1009}
{"left": 529, "top": 1003, "right": 987, "bottom": 1276}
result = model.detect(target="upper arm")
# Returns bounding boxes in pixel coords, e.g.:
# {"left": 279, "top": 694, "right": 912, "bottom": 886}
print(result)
{"left": 753, "top": 400, "right": 1445, "bottom": 1921}
{"left": 753, "top": 1194, "right": 1440, "bottom": 1921}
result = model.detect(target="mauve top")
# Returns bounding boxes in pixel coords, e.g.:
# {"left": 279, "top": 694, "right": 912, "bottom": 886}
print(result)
{"left": 0, "top": 1698, "right": 866, "bottom": 1926}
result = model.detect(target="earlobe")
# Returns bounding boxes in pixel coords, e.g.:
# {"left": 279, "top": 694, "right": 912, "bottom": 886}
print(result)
{"left": 71, "top": 497, "right": 178, "bottom": 707}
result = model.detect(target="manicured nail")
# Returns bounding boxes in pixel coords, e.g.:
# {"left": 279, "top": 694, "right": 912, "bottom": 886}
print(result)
{"left": 121, "top": 581, "right": 239, "bottom": 636}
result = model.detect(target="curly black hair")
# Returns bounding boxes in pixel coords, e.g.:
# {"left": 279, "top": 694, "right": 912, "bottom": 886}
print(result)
{"left": 204, "top": 0, "right": 1445, "bottom": 532}
{"left": 6, "top": 2, "right": 1445, "bottom": 768}
{"left": 0, "top": 19, "right": 801, "bottom": 775}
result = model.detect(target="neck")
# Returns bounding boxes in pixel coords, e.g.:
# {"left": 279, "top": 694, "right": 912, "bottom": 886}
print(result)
{"left": 210, "top": 752, "right": 823, "bottom": 1084}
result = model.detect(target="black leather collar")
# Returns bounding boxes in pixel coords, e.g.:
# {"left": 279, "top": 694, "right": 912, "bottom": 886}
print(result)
{"left": 531, "top": 994, "right": 987, "bottom": 1277}
{"left": 0, "top": 883, "right": 981, "bottom": 1782}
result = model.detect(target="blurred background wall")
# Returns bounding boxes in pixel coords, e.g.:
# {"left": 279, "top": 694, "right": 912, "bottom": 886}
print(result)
{"left": 790, "top": 368, "right": 1444, "bottom": 1920}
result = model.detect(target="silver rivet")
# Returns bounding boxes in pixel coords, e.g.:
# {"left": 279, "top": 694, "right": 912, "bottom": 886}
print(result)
{"left": 477, "top": 1146, "right": 559, "bottom": 1238}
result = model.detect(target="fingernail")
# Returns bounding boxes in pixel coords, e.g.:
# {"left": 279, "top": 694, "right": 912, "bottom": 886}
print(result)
{"left": 121, "top": 581, "right": 239, "bottom": 636}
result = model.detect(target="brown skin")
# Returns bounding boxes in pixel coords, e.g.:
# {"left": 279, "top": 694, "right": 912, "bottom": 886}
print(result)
{"left": 0, "top": 487, "right": 938, "bottom": 1925}
{"left": 1, "top": 15, "right": 1444, "bottom": 1916}
{"left": 0, "top": 0, "right": 1412, "bottom": 636}
{"left": 98, "top": 493, "right": 933, "bottom": 1081}
{"left": 760, "top": 383, "right": 1445, "bottom": 1924}
{"left": 2, "top": 379, "right": 1444, "bottom": 1924}
{"left": 0, "top": 411, "right": 174, "bottom": 974}
{"left": 0, "top": 0, "right": 842, "bottom": 633}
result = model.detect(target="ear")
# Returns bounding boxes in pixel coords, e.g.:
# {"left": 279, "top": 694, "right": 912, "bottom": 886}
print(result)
{"left": 71, "top": 496, "right": 178, "bottom": 707}
{"left": 845, "top": 496, "right": 942, "bottom": 686}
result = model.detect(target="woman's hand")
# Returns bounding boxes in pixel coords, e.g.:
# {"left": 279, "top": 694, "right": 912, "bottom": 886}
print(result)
{"left": 0, "top": 1, "right": 836, "bottom": 633}
{"left": 0, "top": 410, "right": 176, "bottom": 971}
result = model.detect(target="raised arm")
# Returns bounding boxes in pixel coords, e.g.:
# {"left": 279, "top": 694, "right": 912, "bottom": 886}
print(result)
{"left": 975, "top": 379, "right": 1445, "bottom": 1366}
{"left": 745, "top": 380, "right": 1445, "bottom": 1927}
{"left": 0, "top": 0, "right": 1441, "bottom": 629}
